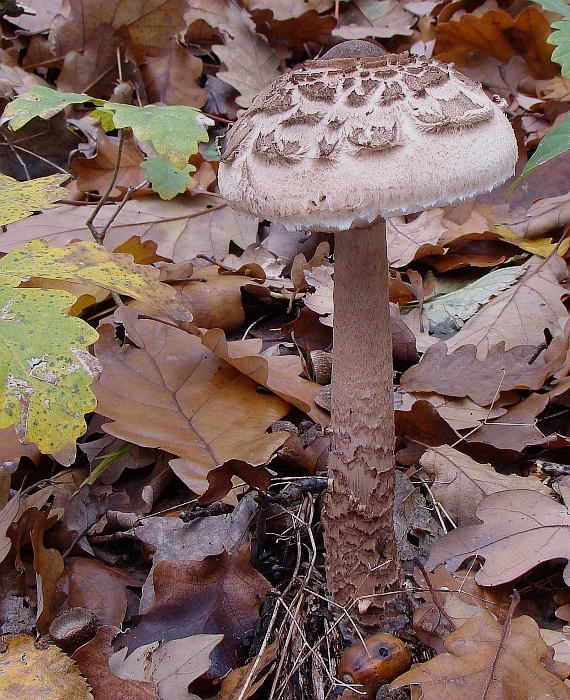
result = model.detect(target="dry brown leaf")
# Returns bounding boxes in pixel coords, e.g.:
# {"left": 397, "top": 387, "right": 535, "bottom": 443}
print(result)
{"left": 0, "top": 194, "right": 259, "bottom": 262}
{"left": 8, "top": 0, "right": 61, "bottom": 34}
{"left": 56, "top": 25, "right": 123, "bottom": 96}
{"left": 201, "top": 327, "right": 330, "bottom": 425}
{"left": 135, "top": 493, "right": 258, "bottom": 613}
{"left": 253, "top": 9, "right": 336, "bottom": 50}
{"left": 464, "top": 376, "right": 570, "bottom": 452}
{"left": 141, "top": 41, "right": 208, "bottom": 107}
{"left": 501, "top": 193, "right": 570, "bottom": 240}
{"left": 434, "top": 7, "right": 558, "bottom": 79}
{"left": 219, "top": 640, "right": 278, "bottom": 700}
{"left": 401, "top": 332, "right": 569, "bottom": 407}
{"left": 420, "top": 444, "right": 551, "bottom": 527}
{"left": 94, "top": 308, "right": 289, "bottom": 473}
{"left": 0, "top": 635, "right": 93, "bottom": 700}
{"left": 413, "top": 566, "right": 511, "bottom": 652}
{"left": 392, "top": 611, "right": 570, "bottom": 699}
{"left": 426, "top": 488, "right": 570, "bottom": 587}
{"left": 49, "top": 0, "right": 187, "bottom": 59}
{"left": 72, "top": 626, "right": 159, "bottom": 700}
{"left": 445, "top": 255, "right": 569, "bottom": 357}
{"left": 30, "top": 509, "right": 65, "bottom": 636}
{"left": 120, "top": 543, "right": 271, "bottom": 675}
{"left": 334, "top": 0, "right": 415, "bottom": 40}
{"left": 109, "top": 633, "right": 223, "bottom": 699}
{"left": 59, "top": 557, "right": 140, "bottom": 628}
{"left": 171, "top": 265, "right": 249, "bottom": 333}
{"left": 386, "top": 209, "right": 447, "bottom": 268}
{"left": 242, "top": 0, "right": 330, "bottom": 21}
{"left": 213, "top": 2, "right": 280, "bottom": 108}
{"left": 72, "top": 129, "right": 145, "bottom": 198}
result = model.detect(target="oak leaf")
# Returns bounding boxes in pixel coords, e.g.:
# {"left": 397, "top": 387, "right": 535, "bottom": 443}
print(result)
{"left": 434, "top": 7, "right": 558, "bottom": 79}
{"left": 445, "top": 255, "right": 568, "bottom": 357}
{"left": 0, "top": 173, "right": 68, "bottom": 226}
{"left": 420, "top": 445, "right": 551, "bottom": 527}
{"left": 120, "top": 543, "right": 271, "bottom": 675}
{"left": 141, "top": 40, "right": 208, "bottom": 107}
{"left": 213, "top": 2, "right": 280, "bottom": 108}
{"left": 0, "top": 195, "right": 259, "bottom": 263}
{"left": 72, "top": 626, "right": 159, "bottom": 700}
{"left": 94, "top": 308, "right": 290, "bottom": 474}
{"left": 391, "top": 611, "right": 570, "bottom": 699}
{"left": 426, "top": 488, "right": 570, "bottom": 586}
{"left": 401, "top": 332, "right": 569, "bottom": 407}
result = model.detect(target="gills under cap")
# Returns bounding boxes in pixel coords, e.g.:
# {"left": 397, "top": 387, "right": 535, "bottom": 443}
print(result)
{"left": 218, "top": 52, "right": 518, "bottom": 232}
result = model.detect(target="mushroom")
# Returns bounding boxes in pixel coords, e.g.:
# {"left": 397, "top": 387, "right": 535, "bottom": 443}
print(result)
{"left": 218, "top": 42, "right": 518, "bottom": 627}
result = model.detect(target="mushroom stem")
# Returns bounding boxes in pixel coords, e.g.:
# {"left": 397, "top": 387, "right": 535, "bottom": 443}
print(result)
{"left": 322, "top": 218, "right": 403, "bottom": 628}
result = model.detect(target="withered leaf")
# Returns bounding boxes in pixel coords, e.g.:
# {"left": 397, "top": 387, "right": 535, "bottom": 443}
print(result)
{"left": 392, "top": 611, "right": 570, "bottom": 699}
{"left": 420, "top": 445, "right": 551, "bottom": 527}
{"left": 120, "top": 543, "right": 271, "bottom": 675}
{"left": 94, "top": 308, "right": 290, "bottom": 475}
{"left": 426, "top": 489, "right": 570, "bottom": 587}
{"left": 401, "top": 332, "right": 569, "bottom": 407}
{"left": 435, "top": 7, "right": 558, "bottom": 79}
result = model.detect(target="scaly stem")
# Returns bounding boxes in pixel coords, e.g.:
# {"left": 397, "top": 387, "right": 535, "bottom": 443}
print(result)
{"left": 322, "top": 219, "right": 404, "bottom": 631}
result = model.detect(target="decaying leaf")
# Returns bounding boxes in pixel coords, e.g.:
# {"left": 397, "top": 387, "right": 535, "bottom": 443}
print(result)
{"left": 110, "top": 633, "right": 223, "bottom": 700}
{"left": 426, "top": 488, "right": 570, "bottom": 586}
{"left": 94, "top": 308, "right": 290, "bottom": 475}
{"left": 392, "top": 611, "right": 570, "bottom": 699}
{"left": 0, "top": 635, "right": 93, "bottom": 700}
{"left": 0, "top": 286, "right": 100, "bottom": 465}
{"left": 0, "top": 173, "right": 68, "bottom": 226}
{"left": 420, "top": 445, "right": 551, "bottom": 527}
{"left": 120, "top": 543, "right": 271, "bottom": 675}
{"left": 0, "top": 239, "right": 192, "bottom": 321}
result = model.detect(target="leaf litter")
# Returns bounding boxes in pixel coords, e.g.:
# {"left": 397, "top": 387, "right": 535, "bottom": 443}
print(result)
{"left": 3, "top": 1, "right": 570, "bottom": 699}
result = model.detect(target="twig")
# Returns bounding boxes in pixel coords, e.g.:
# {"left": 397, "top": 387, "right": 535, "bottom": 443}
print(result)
{"left": 482, "top": 590, "right": 520, "bottom": 700}
{"left": 414, "top": 558, "right": 458, "bottom": 631}
{"left": 86, "top": 128, "right": 126, "bottom": 243}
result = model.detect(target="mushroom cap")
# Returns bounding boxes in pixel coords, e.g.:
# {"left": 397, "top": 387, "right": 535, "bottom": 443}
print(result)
{"left": 218, "top": 53, "right": 518, "bottom": 232}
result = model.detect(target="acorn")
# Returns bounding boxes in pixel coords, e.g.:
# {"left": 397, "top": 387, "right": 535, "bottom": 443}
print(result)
{"left": 338, "top": 633, "right": 411, "bottom": 698}
{"left": 48, "top": 607, "right": 100, "bottom": 653}
{"left": 309, "top": 350, "right": 333, "bottom": 385}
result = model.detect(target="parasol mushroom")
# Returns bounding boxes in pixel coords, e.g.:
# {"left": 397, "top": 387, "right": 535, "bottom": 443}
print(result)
{"left": 217, "top": 42, "right": 518, "bottom": 629}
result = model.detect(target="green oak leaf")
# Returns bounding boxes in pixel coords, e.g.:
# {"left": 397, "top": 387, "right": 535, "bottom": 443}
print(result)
{"left": 0, "top": 85, "right": 102, "bottom": 130}
{"left": 0, "top": 174, "right": 69, "bottom": 226}
{"left": 142, "top": 156, "right": 196, "bottom": 199}
{"left": 509, "top": 113, "right": 570, "bottom": 193}
{"left": 0, "top": 240, "right": 192, "bottom": 322}
{"left": 0, "top": 286, "right": 100, "bottom": 465}
{"left": 102, "top": 103, "right": 213, "bottom": 168}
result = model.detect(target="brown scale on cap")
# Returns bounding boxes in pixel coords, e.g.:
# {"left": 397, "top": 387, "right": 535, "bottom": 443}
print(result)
{"left": 219, "top": 50, "right": 517, "bottom": 232}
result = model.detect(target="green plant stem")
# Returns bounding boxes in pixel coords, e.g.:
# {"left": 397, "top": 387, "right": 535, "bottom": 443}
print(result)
{"left": 86, "top": 128, "right": 126, "bottom": 244}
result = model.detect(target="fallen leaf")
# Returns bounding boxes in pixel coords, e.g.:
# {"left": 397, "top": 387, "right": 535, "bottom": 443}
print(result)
{"left": 110, "top": 634, "right": 223, "bottom": 700}
{"left": 420, "top": 444, "right": 551, "bottom": 526}
{"left": 0, "top": 173, "right": 68, "bottom": 226}
{"left": 434, "top": 7, "right": 558, "bottom": 79}
{"left": 401, "top": 332, "right": 569, "bottom": 407}
{"left": 392, "top": 611, "right": 570, "bottom": 699}
{"left": 0, "top": 635, "right": 93, "bottom": 700}
{"left": 141, "top": 40, "right": 208, "bottom": 108}
{"left": 72, "top": 626, "right": 159, "bottom": 700}
{"left": 30, "top": 509, "right": 65, "bottom": 635}
{"left": 445, "top": 255, "right": 568, "bottom": 357}
{"left": 94, "top": 308, "right": 289, "bottom": 474}
{"left": 120, "top": 543, "right": 271, "bottom": 675}
{"left": 72, "top": 129, "right": 145, "bottom": 198}
{"left": 426, "top": 489, "right": 570, "bottom": 586}
{"left": 213, "top": 2, "right": 280, "bottom": 108}
{"left": 0, "top": 194, "right": 259, "bottom": 264}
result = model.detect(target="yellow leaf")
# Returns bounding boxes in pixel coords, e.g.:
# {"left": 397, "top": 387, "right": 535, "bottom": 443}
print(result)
{"left": 0, "top": 635, "right": 93, "bottom": 700}
{"left": 0, "top": 174, "right": 68, "bottom": 227}
{"left": 493, "top": 225, "right": 570, "bottom": 257}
